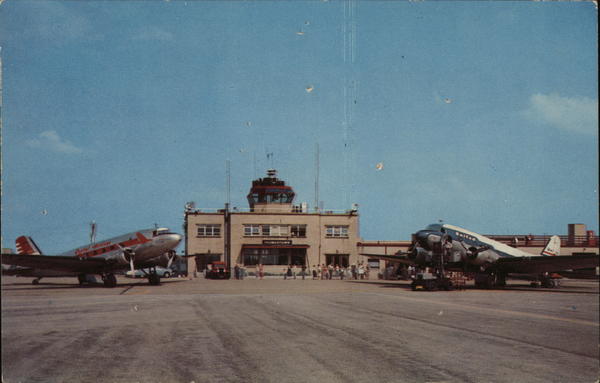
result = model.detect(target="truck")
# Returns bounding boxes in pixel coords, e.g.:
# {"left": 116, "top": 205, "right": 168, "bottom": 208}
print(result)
{"left": 411, "top": 272, "right": 454, "bottom": 291}
{"left": 205, "top": 261, "right": 231, "bottom": 279}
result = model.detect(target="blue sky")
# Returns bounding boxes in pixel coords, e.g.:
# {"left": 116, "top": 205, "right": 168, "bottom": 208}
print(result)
{"left": 1, "top": 1, "right": 598, "bottom": 254}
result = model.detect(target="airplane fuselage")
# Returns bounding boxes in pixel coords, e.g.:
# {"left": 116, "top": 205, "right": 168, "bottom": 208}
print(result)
{"left": 413, "top": 224, "right": 554, "bottom": 272}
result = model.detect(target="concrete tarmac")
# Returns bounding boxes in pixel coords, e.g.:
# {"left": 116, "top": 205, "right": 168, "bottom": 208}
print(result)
{"left": 2, "top": 275, "right": 598, "bottom": 383}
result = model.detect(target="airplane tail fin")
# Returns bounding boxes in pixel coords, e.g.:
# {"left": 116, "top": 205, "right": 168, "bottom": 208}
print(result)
{"left": 15, "top": 236, "right": 43, "bottom": 255}
{"left": 541, "top": 235, "right": 560, "bottom": 257}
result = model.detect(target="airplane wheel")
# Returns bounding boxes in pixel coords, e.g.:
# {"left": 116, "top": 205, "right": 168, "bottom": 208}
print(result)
{"left": 149, "top": 273, "right": 160, "bottom": 285}
{"left": 103, "top": 274, "right": 117, "bottom": 288}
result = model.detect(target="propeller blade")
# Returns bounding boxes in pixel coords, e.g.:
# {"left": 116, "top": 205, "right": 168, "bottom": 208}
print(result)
{"left": 166, "top": 251, "right": 175, "bottom": 269}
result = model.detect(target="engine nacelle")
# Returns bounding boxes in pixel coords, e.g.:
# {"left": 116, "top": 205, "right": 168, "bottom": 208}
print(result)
{"left": 114, "top": 251, "right": 133, "bottom": 265}
{"left": 469, "top": 249, "right": 500, "bottom": 266}
{"left": 412, "top": 247, "right": 433, "bottom": 266}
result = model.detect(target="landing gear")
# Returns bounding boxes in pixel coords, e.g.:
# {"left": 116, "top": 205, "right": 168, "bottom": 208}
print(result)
{"left": 102, "top": 273, "right": 117, "bottom": 288}
{"left": 32, "top": 278, "right": 41, "bottom": 285}
{"left": 540, "top": 274, "right": 560, "bottom": 288}
{"left": 148, "top": 272, "right": 160, "bottom": 286}
{"left": 474, "top": 272, "right": 506, "bottom": 289}
{"left": 530, "top": 274, "right": 560, "bottom": 288}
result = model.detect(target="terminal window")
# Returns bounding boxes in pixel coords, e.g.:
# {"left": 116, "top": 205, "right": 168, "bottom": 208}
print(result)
{"left": 243, "top": 248, "right": 306, "bottom": 266}
{"left": 290, "top": 225, "right": 307, "bottom": 238}
{"left": 325, "top": 254, "right": 349, "bottom": 267}
{"left": 244, "top": 224, "right": 299, "bottom": 237}
{"left": 197, "top": 224, "right": 221, "bottom": 237}
{"left": 325, "top": 226, "right": 349, "bottom": 238}
{"left": 244, "top": 225, "right": 261, "bottom": 236}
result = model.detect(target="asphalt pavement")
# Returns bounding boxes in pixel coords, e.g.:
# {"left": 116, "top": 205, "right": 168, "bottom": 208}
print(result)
{"left": 2, "top": 276, "right": 598, "bottom": 382}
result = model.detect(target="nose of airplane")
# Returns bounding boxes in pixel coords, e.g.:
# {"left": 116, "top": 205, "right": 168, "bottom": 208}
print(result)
{"left": 161, "top": 233, "right": 183, "bottom": 249}
{"left": 415, "top": 230, "right": 431, "bottom": 245}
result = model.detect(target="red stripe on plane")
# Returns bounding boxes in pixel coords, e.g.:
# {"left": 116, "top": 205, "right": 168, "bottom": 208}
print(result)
{"left": 78, "top": 232, "right": 150, "bottom": 258}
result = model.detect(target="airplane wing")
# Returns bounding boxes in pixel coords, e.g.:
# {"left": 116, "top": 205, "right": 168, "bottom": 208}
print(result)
{"left": 1, "top": 253, "right": 116, "bottom": 274}
{"left": 494, "top": 254, "right": 599, "bottom": 275}
{"left": 360, "top": 253, "right": 414, "bottom": 265}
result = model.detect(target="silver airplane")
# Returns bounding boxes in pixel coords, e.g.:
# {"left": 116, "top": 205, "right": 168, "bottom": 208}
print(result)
{"left": 363, "top": 223, "right": 599, "bottom": 289}
{"left": 1, "top": 227, "right": 182, "bottom": 287}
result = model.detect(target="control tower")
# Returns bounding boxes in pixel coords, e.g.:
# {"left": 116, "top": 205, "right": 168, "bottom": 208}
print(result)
{"left": 247, "top": 169, "right": 295, "bottom": 213}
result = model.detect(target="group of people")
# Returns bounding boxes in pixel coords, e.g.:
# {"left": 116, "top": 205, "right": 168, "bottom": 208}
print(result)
{"left": 230, "top": 263, "right": 373, "bottom": 280}
{"left": 233, "top": 263, "right": 247, "bottom": 280}
{"left": 284, "top": 263, "right": 371, "bottom": 280}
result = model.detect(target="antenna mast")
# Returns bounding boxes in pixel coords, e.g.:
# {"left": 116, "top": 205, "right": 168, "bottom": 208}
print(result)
{"left": 226, "top": 159, "right": 231, "bottom": 206}
{"left": 90, "top": 221, "right": 97, "bottom": 245}
{"left": 314, "top": 143, "right": 320, "bottom": 212}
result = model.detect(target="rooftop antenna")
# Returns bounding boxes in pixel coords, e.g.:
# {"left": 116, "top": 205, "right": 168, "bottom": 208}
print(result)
{"left": 314, "top": 143, "right": 320, "bottom": 212}
{"left": 90, "top": 221, "right": 97, "bottom": 245}
{"left": 226, "top": 159, "right": 231, "bottom": 205}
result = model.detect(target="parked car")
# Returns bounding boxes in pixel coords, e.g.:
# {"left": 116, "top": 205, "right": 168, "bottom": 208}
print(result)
{"left": 125, "top": 267, "right": 174, "bottom": 279}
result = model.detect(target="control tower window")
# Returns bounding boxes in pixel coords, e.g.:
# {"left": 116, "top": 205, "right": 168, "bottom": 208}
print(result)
{"left": 247, "top": 170, "right": 296, "bottom": 208}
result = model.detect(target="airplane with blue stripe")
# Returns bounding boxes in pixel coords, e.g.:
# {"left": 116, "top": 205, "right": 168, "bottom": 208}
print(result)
{"left": 362, "top": 223, "right": 597, "bottom": 289}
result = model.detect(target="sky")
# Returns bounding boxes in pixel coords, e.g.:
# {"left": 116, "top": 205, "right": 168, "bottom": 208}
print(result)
{"left": 1, "top": 0, "right": 598, "bottom": 254}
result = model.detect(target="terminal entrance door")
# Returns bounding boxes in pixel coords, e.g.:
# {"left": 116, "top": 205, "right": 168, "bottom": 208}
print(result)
{"left": 325, "top": 254, "right": 349, "bottom": 267}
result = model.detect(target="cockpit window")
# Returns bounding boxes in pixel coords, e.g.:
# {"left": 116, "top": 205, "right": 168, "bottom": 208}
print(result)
{"left": 153, "top": 228, "right": 174, "bottom": 237}
{"left": 425, "top": 224, "right": 443, "bottom": 232}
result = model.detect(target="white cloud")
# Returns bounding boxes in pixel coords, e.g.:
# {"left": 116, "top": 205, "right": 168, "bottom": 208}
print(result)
{"left": 523, "top": 93, "right": 598, "bottom": 135}
{"left": 26, "top": 131, "right": 83, "bottom": 154}
{"left": 131, "top": 27, "right": 174, "bottom": 42}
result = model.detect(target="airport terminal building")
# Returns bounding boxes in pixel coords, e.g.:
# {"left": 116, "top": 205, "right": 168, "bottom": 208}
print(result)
{"left": 185, "top": 170, "right": 359, "bottom": 275}
{"left": 184, "top": 170, "right": 598, "bottom": 277}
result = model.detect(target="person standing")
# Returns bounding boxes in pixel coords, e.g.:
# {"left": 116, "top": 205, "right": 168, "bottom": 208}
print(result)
{"left": 292, "top": 265, "right": 297, "bottom": 280}
{"left": 234, "top": 264, "right": 240, "bottom": 280}
{"left": 312, "top": 265, "right": 318, "bottom": 280}
{"left": 258, "top": 263, "right": 264, "bottom": 280}
{"left": 301, "top": 264, "right": 307, "bottom": 280}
